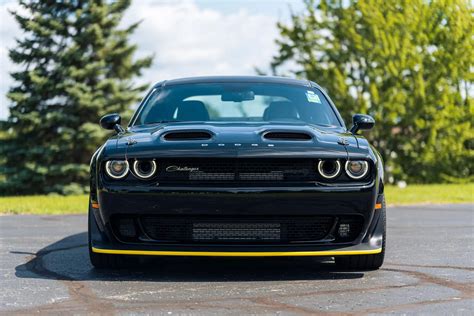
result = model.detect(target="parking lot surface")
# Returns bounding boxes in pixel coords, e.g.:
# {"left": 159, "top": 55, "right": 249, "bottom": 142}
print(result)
{"left": 0, "top": 204, "right": 473, "bottom": 315}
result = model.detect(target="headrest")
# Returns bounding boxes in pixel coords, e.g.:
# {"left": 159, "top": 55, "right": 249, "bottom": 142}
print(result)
{"left": 176, "top": 100, "right": 210, "bottom": 121}
{"left": 263, "top": 101, "right": 298, "bottom": 121}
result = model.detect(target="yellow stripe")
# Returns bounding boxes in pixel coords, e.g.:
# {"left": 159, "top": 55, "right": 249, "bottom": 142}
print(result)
{"left": 91, "top": 247, "right": 382, "bottom": 257}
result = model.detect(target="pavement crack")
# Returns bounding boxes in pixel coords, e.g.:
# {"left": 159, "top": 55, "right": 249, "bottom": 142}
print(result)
{"left": 382, "top": 268, "right": 474, "bottom": 298}
{"left": 12, "top": 242, "right": 116, "bottom": 315}
{"left": 249, "top": 296, "right": 350, "bottom": 315}
{"left": 350, "top": 267, "right": 474, "bottom": 315}
{"left": 386, "top": 262, "right": 474, "bottom": 271}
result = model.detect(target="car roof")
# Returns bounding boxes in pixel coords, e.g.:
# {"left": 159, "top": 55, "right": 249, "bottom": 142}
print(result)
{"left": 153, "top": 76, "right": 316, "bottom": 88}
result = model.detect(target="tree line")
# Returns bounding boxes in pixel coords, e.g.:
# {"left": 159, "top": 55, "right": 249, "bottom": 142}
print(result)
{"left": 1, "top": 0, "right": 472, "bottom": 195}
{"left": 271, "top": 0, "right": 472, "bottom": 184}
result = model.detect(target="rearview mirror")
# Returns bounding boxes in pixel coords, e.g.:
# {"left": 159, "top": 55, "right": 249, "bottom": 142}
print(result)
{"left": 221, "top": 90, "right": 255, "bottom": 102}
{"left": 349, "top": 114, "right": 375, "bottom": 134}
{"left": 100, "top": 113, "right": 124, "bottom": 133}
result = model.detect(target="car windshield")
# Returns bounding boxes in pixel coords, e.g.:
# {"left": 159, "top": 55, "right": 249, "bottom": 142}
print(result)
{"left": 132, "top": 82, "right": 342, "bottom": 127}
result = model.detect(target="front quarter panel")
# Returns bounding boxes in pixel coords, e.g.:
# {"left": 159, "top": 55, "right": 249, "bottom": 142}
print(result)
{"left": 345, "top": 135, "right": 384, "bottom": 195}
{"left": 89, "top": 145, "right": 105, "bottom": 204}
{"left": 371, "top": 144, "right": 384, "bottom": 194}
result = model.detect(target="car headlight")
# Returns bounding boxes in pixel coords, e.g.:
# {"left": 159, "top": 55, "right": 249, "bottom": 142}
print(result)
{"left": 133, "top": 160, "right": 157, "bottom": 179}
{"left": 317, "top": 160, "right": 341, "bottom": 179}
{"left": 105, "top": 160, "right": 129, "bottom": 179}
{"left": 345, "top": 160, "right": 369, "bottom": 179}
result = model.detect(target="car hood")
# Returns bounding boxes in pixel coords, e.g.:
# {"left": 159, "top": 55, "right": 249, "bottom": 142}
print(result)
{"left": 103, "top": 122, "right": 370, "bottom": 159}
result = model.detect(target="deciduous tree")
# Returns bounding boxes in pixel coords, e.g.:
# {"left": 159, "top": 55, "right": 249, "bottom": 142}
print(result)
{"left": 272, "top": 0, "right": 473, "bottom": 183}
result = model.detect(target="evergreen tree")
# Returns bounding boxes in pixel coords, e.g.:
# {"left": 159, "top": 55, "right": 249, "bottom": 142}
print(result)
{"left": 272, "top": 0, "right": 473, "bottom": 183}
{"left": 1, "top": 0, "right": 152, "bottom": 195}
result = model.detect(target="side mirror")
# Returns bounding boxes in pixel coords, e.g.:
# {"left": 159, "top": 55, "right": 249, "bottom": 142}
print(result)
{"left": 100, "top": 113, "right": 124, "bottom": 133}
{"left": 349, "top": 114, "right": 375, "bottom": 134}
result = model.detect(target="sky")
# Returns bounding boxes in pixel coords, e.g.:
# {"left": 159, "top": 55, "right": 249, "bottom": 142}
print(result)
{"left": 0, "top": 0, "right": 304, "bottom": 119}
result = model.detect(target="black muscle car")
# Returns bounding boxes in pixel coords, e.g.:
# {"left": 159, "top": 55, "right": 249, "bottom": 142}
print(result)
{"left": 89, "top": 76, "right": 386, "bottom": 270}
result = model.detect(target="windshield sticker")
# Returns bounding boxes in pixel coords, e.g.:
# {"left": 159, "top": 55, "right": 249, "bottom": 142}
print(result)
{"left": 306, "top": 90, "right": 321, "bottom": 103}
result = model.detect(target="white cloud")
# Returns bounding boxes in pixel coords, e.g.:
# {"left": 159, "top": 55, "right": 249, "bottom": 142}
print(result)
{"left": 122, "top": 0, "right": 279, "bottom": 84}
{"left": 0, "top": 1, "right": 25, "bottom": 119}
{"left": 0, "top": 0, "right": 285, "bottom": 119}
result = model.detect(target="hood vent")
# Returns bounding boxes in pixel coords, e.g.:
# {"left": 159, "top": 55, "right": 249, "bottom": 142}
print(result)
{"left": 263, "top": 132, "right": 312, "bottom": 141}
{"left": 163, "top": 131, "right": 213, "bottom": 141}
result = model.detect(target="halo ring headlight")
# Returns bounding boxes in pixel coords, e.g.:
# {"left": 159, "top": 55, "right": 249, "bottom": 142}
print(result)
{"left": 105, "top": 160, "right": 129, "bottom": 179}
{"left": 133, "top": 160, "right": 157, "bottom": 179}
{"left": 345, "top": 160, "right": 369, "bottom": 179}
{"left": 317, "top": 160, "right": 341, "bottom": 179}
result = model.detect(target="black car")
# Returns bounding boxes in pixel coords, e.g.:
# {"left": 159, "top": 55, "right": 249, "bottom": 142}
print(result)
{"left": 89, "top": 76, "right": 386, "bottom": 270}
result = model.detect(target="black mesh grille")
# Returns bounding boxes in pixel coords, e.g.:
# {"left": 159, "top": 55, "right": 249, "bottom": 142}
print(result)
{"left": 192, "top": 223, "right": 281, "bottom": 241}
{"left": 336, "top": 216, "right": 365, "bottom": 242}
{"left": 139, "top": 216, "right": 335, "bottom": 244}
{"left": 158, "top": 158, "right": 316, "bottom": 183}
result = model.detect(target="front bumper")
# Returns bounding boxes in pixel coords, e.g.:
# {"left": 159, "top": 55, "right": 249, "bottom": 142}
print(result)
{"left": 90, "top": 185, "right": 384, "bottom": 256}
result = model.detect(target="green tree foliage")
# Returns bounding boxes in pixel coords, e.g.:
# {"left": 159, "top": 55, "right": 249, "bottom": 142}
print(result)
{"left": 272, "top": 0, "right": 473, "bottom": 183}
{"left": 1, "top": 0, "right": 152, "bottom": 195}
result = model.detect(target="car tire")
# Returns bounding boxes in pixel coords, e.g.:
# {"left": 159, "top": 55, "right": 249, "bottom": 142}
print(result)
{"left": 335, "top": 197, "right": 386, "bottom": 271}
{"left": 88, "top": 202, "right": 137, "bottom": 269}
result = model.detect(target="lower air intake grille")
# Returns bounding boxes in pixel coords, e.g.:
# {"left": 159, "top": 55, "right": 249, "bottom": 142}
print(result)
{"left": 192, "top": 223, "right": 281, "bottom": 241}
{"left": 139, "top": 216, "right": 335, "bottom": 244}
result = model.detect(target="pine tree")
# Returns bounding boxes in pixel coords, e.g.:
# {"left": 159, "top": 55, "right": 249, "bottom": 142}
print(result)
{"left": 1, "top": 0, "right": 153, "bottom": 195}
{"left": 271, "top": 0, "right": 473, "bottom": 183}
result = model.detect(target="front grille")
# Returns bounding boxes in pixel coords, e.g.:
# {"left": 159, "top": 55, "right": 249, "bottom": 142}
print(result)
{"left": 139, "top": 216, "right": 335, "bottom": 244}
{"left": 192, "top": 223, "right": 281, "bottom": 241}
{"left": 157, "top": 158, "right": 316, "bottom": 183}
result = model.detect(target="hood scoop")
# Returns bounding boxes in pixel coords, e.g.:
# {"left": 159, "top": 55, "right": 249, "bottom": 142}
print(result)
{"left": 263, "top": 131, "right": 312, "bottom": 141}
{"left": 163, "top": 131, "right": 213, "bottom": 141}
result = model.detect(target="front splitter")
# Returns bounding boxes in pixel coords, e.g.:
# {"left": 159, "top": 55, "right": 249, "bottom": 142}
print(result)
{"left": 91, "top": 247, "right": 382, "bottom": 257}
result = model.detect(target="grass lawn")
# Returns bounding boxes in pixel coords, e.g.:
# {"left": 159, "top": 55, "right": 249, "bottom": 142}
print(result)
{"left": 0, "top": 183, "right": 472, "bottom": 215}
{"left": 0, "top": 195, "right": 89, "bottom": 215}
{"left": 384, "top": 183, "right": 473, "bottom": 205}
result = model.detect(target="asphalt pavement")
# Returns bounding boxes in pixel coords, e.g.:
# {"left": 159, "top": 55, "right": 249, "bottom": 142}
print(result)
{"left": 0, "top": 204, "right": 473, "bottom": 315}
